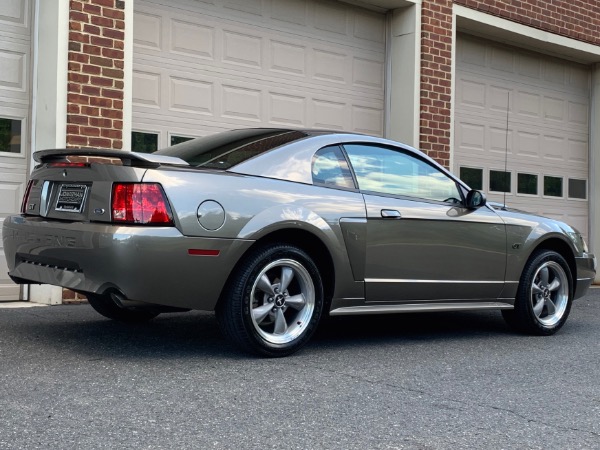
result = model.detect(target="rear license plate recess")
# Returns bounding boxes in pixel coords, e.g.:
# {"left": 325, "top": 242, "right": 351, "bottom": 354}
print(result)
{"left": 55, "top": 184, "right": 88, "bottom": 213}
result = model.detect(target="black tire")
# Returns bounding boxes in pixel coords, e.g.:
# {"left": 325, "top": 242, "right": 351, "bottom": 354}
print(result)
{"left": 216, "top": 244, "right": 324, "bottom": 357}
{"left": 86, "top": 293, "right": 159, "bottom": 323}
{"left": 502, "top": 249, "right": 573, "bottom": 335}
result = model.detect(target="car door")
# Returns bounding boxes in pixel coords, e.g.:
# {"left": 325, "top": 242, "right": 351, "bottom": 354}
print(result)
{"left": 343, "top": 143, "right": 507, "bottom": 304}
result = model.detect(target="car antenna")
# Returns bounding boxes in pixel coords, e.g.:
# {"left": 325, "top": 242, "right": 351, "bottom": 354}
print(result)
{"left": 502, "top": 91, "right": 510, "bottom": 211}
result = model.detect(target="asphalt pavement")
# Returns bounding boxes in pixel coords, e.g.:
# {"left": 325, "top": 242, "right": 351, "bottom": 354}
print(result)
{"left": 0, "top": 289, "right": 599, "bottom": 449}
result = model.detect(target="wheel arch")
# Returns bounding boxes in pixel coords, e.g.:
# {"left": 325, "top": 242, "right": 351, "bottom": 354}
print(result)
{"left": 530, "top": 237, "right": 577, "bottom": 292}
{"left": 216, "top": 228, "right": 336, "bottom": 311}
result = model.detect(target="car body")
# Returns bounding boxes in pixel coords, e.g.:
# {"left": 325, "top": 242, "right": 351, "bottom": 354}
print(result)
{"left": 3, "top": 128, "right": 596, "bottom": 356}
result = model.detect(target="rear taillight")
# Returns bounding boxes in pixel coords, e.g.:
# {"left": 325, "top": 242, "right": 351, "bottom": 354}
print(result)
{"left": 20, "top": 180, "right": 34, "bottom": 214}
{"left": 111, "top": 183, "right": 174, "bottom": 225}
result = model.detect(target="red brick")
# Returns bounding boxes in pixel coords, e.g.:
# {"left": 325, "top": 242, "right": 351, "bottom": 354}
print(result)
{"left": 103, "top": 28, "right": 124, "bottom": 40}
{"left": 102, "top": 108, "right": 123, "bottom": 119}
{"left": 69, "top": 31, "right": 89, "bottom": 44}
{"left": 90, "top": 76, "right": 114, "bottom": 87}
{"left": 67, "top": 134, "right": 88, "bottom": 146}
{"left": 90, "top": 56, "right": 114, "bottom": 67}
{"left": 102, "top": 88, "right": 123, "bottom": 100}
{"left": 82, "top": 4, "right": 101, "bottom": 15}
{"left": 102, "top": 68, "right": 124, "bottom": 79}
{"left": 70, "top": 12, "right": 89, "bottom": 23}
{"left": 101, "top": 128, "right": 122, "bottom": 139}
{"left": 67, "top": 94, "right": 90, "bottom": 105}
{"left": 82, "top": 44, "right": 102, "bottom": 57}
{"left": 67, "top": 114, "right": 89, "bottom": 125}
{"left": 68, "top": 72, "right": 89, "bottom": 84}
{"left": 94, "top": 0, "right": 115, "bottom": 7}
{"left": 91, "top": 16, "right": 114, "bottom": 28}
{"left": 81, "top": 126, "right": 101, "bottom": 137}
{"left": 82, "top": 64, "right": 102, "bottom": 75}
{"left": 91, "top": 36, "right": 113, "bottom": 48}
{"left": 81, "top": 106, "right": 100, "bottom": 116}
{"left": 82, "top": 85, "right": 101, "bottom": 96}
{"left": 89, "top": 117, "right": 112, "bottom": 128}
{"left": 90, "top": 97, "right": 112, "bottom": 108}
{"left": 103, "top": 8, "right": 125, "bottom": 20}
{"left": 101, "top": 48, "right": 124, "bottom": 59}
{"left": 88, "top": 137, "right": 112, "bottom": 148}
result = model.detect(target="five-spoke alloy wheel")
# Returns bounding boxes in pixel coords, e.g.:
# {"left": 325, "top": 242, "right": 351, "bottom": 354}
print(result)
{"left": 503, "top": 249, "right": 573, "bottom": 335}
{"left": 216, "top": 244, "right": 324, "bottom": 357}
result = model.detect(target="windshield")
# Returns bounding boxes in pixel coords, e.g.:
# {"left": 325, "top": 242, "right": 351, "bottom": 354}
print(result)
{"left": 154, "top": 129, "right": 309, "bottom": 169}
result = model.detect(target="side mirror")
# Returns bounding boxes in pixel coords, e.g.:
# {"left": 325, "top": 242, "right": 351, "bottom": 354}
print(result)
{"left": 465, "top": 190, "right": 486, "bottom": 209}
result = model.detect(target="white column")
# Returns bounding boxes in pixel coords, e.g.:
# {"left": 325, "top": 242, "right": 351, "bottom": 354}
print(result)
{"left": 122, "top": 0, "right": 133, "bottom": 151}
{"left": 386, "top": 3, "right": 421, "bottom": 147}
{"left": 28, "top": 0, "right": 69, "bottom": 304}
{"left": 590, "top": 63, "right": 600, "bottom": 282}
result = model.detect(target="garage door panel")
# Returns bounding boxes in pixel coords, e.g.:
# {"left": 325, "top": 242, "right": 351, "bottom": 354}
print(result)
{"left": 456, "top": 34, "right": 589, "bottom": 238}
{"left": 134, "top": 0, "right": 385, "bottom": 148}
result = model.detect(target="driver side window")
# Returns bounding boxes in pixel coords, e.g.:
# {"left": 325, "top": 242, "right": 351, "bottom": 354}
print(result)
{"left": 343, "top": 144, "right": 461, "bottom": 203}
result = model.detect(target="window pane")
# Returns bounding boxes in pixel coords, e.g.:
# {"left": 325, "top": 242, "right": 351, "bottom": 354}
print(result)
{"left": 544, "top": 176, "right": 563, "bottom": 197}
{"left": 344, "top": 144, "right": 461, "bottom": 202}
{"left": 0, "top": 118, "right": 22, "bottom": 154}
{"left": 311, "top": 146, "right": 355, "bottom": 189}
{"left": 459, "top": 167, "right": 483, "bottom": 190}
{"left": 156, "top": 129, "right": 308, "bottom": 169}
{"left": 517, "top": 173, "right": 537, "bottom": 195}
{"left": 170, "top": 135, "right": 193, "bottom": 146}
{"left": 490, "top": 170, "right": 511, "bottom": 192}
{"left": 568, "top": 178, "right": 586, "bottom": 199}
{"left": 132, "top": 131, "right": 158, "bottom": 153}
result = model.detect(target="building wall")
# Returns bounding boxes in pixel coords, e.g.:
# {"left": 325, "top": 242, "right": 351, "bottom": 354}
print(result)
{"left": 67, "top": 0, "right": 126, "bottom": 150}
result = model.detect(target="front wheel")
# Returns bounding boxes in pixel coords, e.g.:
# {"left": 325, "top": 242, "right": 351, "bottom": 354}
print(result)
{"left": 502, "top": 250, "right": 573, "bottom": 335}
{"left": 216, "top": 244, "right": 324, "bottom": 357}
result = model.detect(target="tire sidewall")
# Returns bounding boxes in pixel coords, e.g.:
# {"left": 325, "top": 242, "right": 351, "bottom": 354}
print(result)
{"left": 518, "top": 250, "right": 573, "bottom": 334}
{"left": 238, "top": 245, "right": 324, "bottom": 356}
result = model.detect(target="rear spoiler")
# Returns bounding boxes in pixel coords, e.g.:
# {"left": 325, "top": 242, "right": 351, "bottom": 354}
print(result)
{"left": 34, "top": 148, "right": 189, "bottom": 168}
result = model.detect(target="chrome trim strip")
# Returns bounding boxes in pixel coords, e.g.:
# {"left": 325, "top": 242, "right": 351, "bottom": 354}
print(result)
{"left": 365, "top": 278, "right": 518, "bottom": 284}
{"left": 40, "top": 180, "right": 50, "bottom": 217}
{"left": 329, "top": 301, "right": 514, "bottom": 316}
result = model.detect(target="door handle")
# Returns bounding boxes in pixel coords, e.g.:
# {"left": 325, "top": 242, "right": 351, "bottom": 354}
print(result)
{"left": 380, "top": 209, "right": 402, "bottom": 219}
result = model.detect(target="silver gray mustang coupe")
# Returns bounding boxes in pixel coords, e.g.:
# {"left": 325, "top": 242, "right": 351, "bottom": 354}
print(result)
{"left": 3, "top": 128, "right": 596, "bottom": 356}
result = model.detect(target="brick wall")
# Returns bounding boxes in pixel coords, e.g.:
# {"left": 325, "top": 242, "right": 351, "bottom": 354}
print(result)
{"left": 65, "top": 0, "right": 126, "bottom": 302}
{"left": 420, "top": 0, "right": 600, "bottom": 166}
{"left": 67, "top": 0, "right": 126, "bottom": 151}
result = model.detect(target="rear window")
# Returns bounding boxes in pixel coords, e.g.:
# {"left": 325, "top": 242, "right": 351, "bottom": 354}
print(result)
{"left": 154, "top": 129, "right": 309, "bottom": 169}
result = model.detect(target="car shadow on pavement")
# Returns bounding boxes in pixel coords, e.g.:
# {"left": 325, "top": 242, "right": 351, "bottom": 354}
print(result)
{"left": 12, "top": 305, "right": 519, "bottom": 359}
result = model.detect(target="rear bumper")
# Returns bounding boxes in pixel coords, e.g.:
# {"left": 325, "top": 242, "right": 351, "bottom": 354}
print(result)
{"left": 3, "top": 215, "right": 253, "bottom": 310}
{"left": 574, "top": 254, "right": 596, "bottom": 300}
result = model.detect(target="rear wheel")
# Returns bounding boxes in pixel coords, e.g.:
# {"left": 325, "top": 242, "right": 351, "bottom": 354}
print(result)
{"left": 86, "top": 292, "right": 159, "bottom": 323}
{"left": 502, "top": 250, "right": 573, "bottom": 335}
{"left": 216, "top": 244, "right": 324, "bottom": 357}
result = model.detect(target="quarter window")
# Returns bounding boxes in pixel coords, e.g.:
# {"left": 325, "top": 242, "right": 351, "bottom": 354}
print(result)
{"left": 311, "top": 146, "right": 355, "bottom": 189}
{"left": 344, "top": 144, "right": 461, "bottom": 202}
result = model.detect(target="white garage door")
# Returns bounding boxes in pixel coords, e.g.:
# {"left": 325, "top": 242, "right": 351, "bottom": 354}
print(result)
{"left": 132, "top": 0, "right": 386, "bottom": 150}
{"left": 0, "top": 0, "right": 32, "bottom": 301}
{"left": 455, "top": 34, "right": 590, "bottom": 238}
